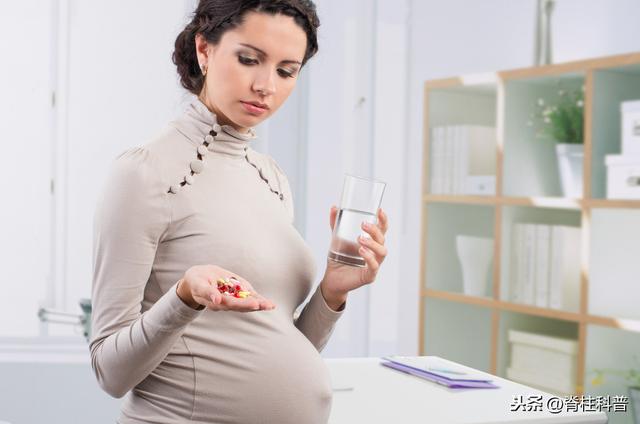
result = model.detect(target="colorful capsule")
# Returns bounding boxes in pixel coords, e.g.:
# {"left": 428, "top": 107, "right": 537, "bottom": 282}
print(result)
{"left": 215, "top": 276, "right": 252, "bottom": 298}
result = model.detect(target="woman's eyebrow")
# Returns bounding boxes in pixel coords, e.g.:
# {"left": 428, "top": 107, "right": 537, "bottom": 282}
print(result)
{"left": 238, "top": 43, "right": 302, "bottom": 65}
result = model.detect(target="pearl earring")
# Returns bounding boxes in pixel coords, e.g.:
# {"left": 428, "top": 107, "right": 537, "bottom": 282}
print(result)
{"left": 200, "top": 63, "right": 207, "bottom": 76}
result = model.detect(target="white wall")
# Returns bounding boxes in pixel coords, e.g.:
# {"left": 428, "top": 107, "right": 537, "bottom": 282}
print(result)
{"left": 0, "top": 1, "right": 55, "bottom": 337}
{"left": 304, "top": 0, "right": 379, "bottom": 357}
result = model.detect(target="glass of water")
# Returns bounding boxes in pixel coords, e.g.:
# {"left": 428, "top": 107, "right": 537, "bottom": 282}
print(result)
{"left": 328, "top": 174, "right": 386, "bottom": 267}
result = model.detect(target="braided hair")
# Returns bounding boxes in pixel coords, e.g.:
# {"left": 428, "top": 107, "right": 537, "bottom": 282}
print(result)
{"left": 173, "top": 0, "right": 320, "bottom": 95}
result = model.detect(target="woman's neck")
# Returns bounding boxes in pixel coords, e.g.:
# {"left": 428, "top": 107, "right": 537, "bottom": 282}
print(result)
{"left": 198, "top": 94, "right": 250, "bottom": 135}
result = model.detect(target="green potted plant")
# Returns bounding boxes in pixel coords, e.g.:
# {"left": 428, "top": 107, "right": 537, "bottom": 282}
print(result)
{"left": 591, "top": 355, "right": 640, "bottom": 423}
{"left": 527, "top": 82, "right": 585, "bottom": 197}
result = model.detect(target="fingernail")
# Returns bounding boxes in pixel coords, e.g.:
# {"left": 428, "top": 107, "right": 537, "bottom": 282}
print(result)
{"left": 362, "top": 222, "right": 370, "bottom": 229}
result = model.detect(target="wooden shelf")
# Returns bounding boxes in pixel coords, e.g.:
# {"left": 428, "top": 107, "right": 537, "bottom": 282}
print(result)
{"left": 498, "top": 51, "right": 640, "bottom": 81}
{"left": 423, "top": 194, "right": 583, "bottom": 209}
{"left": 423, "top": 194, "right": 498, "bottom": 205}
{"left": 420, "top": 51, "right": 640, "bottom": 401}
{"left": 423, "top": 288, "right": 582, "bottom": 324}
{"left": 587, "top": 199, "right": 640, "bottom": 208}
{"left": 425, "top": 195, "right": 640, "bottom": 209}
{"left": 422, "top": 289, "right": 640, "bottom": 333}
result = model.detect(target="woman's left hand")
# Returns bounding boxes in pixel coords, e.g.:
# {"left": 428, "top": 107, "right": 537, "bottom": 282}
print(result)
{"left": 320, "top": 206, "right": 389, "bottom": 310}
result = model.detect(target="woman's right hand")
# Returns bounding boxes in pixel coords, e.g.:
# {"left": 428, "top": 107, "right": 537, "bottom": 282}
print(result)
{"left": 177, "top": 265, "right": 276, "bottom": 312}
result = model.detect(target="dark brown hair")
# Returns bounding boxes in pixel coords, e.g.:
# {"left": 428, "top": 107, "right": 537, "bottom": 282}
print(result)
{"left": 173, "top": 0, "right": 320, "bottom": 95}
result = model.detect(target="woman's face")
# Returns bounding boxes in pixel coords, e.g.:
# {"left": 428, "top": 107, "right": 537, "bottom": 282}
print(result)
{"left": 195, "top": 11, "right": 307, "bottom": 133}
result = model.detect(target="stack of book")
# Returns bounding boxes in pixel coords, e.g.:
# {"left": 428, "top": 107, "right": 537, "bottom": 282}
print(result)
{"left": 506, "top": 329, "right": 578, "bottom": 396}
{"left": 381, "top": 356, "right": 499, "bottom": 389}
{"left": 430, "top": 125, "right": 496, "bottom": 195}
{"left": 509, "top": 223, "right": 581, "bottom": 311}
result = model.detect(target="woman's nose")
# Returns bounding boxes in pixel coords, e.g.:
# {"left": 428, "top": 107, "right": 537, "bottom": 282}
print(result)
{"left": 252, "top": 68, "right": 276, "bottom": 96}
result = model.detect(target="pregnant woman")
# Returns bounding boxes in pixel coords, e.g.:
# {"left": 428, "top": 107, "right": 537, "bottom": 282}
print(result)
{"left": 89, "top": 0, "right": 389, "bottom": 423}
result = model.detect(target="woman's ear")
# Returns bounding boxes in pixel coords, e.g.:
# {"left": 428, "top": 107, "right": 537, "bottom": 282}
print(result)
{"left": 195, "top": 33, "right": 211, "bottom": 71}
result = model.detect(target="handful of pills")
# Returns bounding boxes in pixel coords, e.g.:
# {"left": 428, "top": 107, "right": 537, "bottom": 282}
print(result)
{"left": 217, "top": 276, "right": 251, "bottom": 299}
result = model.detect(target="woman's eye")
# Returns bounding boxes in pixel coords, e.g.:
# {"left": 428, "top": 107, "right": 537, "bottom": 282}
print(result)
{"left": 278, "top": 69, "right": 295, "bottom": 78}
{"left": 238, "top": 55, "right": 257, "bottom": 65}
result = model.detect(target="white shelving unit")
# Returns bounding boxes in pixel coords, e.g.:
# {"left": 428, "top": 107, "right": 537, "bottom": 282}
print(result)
{"left": 420, "top": 52, "right": 640, "bottom": 424}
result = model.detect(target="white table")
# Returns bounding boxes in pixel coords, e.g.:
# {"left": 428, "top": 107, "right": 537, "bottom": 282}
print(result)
{"left": 325, "top": 357, "right": 608, "bottom": 424}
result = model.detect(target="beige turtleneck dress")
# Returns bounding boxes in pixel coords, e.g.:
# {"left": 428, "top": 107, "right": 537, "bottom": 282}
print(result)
{"left": 90, "top": 98, "right": 345, "bottom": 424}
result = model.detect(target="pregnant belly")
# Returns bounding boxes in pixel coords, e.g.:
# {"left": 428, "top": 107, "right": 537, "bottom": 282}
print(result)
{"left": 190, "top": 325, "right": 333, "bottom": 424}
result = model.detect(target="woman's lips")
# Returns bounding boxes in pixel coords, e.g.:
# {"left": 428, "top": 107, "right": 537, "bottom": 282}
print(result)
{"left": 240, "top": 101, "right": 268, "bottom": 116}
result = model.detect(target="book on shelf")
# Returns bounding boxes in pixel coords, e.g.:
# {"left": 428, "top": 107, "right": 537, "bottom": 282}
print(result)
{"left": 522, "top": 223, "right": 536, "bottom": 305}
{"left": 535, "top": 224, "right": 551, "bottom": 308}
{"left": 429, "top": 125, "right": 496, "bottom": 195}
{"left": 509, "top": 224, "right": 524, "bottom": 304}
{"left": 509, "top": 223, "right": 580, "bottom": 311}
{"left": 444, "top": 126, "right": 455, "bottom": 194}
{"left": 549, "top": 225, "right": 581, "bottom": 312}
{"left": 431, "top": 127, "right": 445, "bottom": 194}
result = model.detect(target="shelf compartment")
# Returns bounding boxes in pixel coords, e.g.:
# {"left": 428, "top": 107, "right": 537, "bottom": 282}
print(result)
{"left": 422, "top": 297, "right": 492, "bottom": 373}
{"left": 588, "top": 208, "right": 640, "bottom": 320}
{"left": 502, "top": 73, "right": 586, "bottom": 198}
{"left": 584, "top": 324, "right": 640, "bottom": 424}
{"left": 590, "top": 64, "right": 640, "bottom": 199}
{"left": 425, "top": 79, "right": 498, "bottom": 196}
{"left": 424, "top": 203, "right": 495, "bottom": 296}
{"left": 499, "top": 205, "right": 582, "bottom": 312}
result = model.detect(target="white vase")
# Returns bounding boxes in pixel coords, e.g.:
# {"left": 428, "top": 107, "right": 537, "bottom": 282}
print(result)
{"left": 455, "top": 235, "right": 493, "bottom": 297}
{"left": 556, "top": 143, "right": 584, "bottom": 197}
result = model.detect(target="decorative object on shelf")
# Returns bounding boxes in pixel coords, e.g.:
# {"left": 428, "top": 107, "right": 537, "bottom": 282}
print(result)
{"left": 555, "top": 143, "right": 584, "bottom": 197}
{"left": 528, "top": 83, "right": 585, "bottom": 197}
{"left": 591, "top": 355, "right": 640, "bottom": 423}
{"left": 533, "top": 0, "right": 555, "bottom": 66}
{"left": 455, "top": 235, "right": 493, "bottom": 297}
{"left": 605, "top": 100, "right": 640, "bottom": 199}
{"left": 622, "top": 99, "right": 640, "bottom": 155}
{"left": 605, "top": 154, "right": 640, "bottom": 199}
{"left": 507, "top": 329, "right": 578, "bottom": 396}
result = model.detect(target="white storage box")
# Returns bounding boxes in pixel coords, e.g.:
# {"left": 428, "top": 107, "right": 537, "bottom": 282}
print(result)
{"left": 622, "top": 100, "right": 640, "bottom": 155}
{"left": 507, "top": 330, "right": 577, "bottom": 395}
{"left": 605, "top": 154, "right": 640, "bottom": 199}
